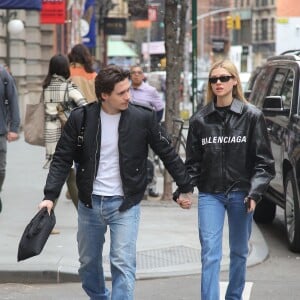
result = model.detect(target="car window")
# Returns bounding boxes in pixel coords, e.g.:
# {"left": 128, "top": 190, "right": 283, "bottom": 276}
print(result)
{"left": 280, "top": 70, "right": 294, "bottom": 110}
{"left": 267, "top": 68, "right": 289, "bottom": 97}
{"left": 266, "top": 68, "right": 293, "bottom": 111}
{"left": 250, "top": 65, "right": 274, "bottom": 107}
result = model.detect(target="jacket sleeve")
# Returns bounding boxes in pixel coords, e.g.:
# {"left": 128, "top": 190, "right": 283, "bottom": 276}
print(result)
{"left": 185, "top": 120, "right": 202, "bottom": 187}
{"left": 149, "top": 86, "right": 164, "bottom": 111}
{"left": 68, "top": 82, "right": 87, "bottom": 107}
{"left": 248, "top": 112, "right": 275, "bottom": 202}
{"left": 6, "top": 72, "right": 20, "bottom": 133}
{"left": 148, "top": 113, "right": 193, "bottom": 194}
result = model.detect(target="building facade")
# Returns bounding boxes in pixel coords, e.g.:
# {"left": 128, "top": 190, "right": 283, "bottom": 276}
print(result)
{"left": 276, "top": 0, "right": 300, "bottom": 55}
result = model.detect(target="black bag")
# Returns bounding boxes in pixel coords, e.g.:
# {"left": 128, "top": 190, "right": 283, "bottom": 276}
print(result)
{"left": 17, "top": 207, "right": 56, "bottom": 262}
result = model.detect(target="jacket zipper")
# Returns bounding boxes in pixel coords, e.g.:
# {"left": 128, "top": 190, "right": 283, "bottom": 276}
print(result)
{"left": 221, "top": 117, "right": 226, "bottom": 192}
{"left": 118, "top": 113, "right": 126, "bottom": 199}
{"left": 93, "top": 111, "right": 101, "bottom": 181}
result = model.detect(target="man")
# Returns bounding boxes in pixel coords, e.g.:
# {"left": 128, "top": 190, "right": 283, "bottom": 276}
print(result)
{"left": 38, "top": 65, "right": 193, "bottom": 300}
{"left": 129, "top": 65, "right": 164, "bottom": 197}
{"left": 0, "top": 65, "right": 20, "bottom": 213}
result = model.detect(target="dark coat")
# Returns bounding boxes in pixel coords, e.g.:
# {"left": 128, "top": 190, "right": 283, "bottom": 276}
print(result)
{"left": 44, "top": 102, "right": 193, "bottom": 211}
{"left": 186, "top": 99, "right": 275, "bottom": 202}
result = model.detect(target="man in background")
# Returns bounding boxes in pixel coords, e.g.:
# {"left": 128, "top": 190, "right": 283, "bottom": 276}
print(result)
{"left": 129, "top": 65, "right": 164, "bottom": 198}
{"left": 0, "top": 64, "right": 20, "bottom": 213}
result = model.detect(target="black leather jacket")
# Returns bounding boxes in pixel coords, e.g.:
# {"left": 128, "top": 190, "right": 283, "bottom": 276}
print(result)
{"left": 186, "top": 99, "right": 275, "bottom": 202}
{"left": 44, "top": 102, "right": 193, "bottom": 211}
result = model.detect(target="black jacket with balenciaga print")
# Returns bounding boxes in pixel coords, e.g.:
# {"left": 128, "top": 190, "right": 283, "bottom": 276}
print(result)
{"left": 43, "top": 101, "right": 193, "bottom": 211}
{"left": 186, "top": 98, "right": 275, "bottom": 202}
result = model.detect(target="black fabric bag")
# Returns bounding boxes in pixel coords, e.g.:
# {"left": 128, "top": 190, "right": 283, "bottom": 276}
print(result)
{"left": 17, "top": 208, "right": 56, "bottom": 262}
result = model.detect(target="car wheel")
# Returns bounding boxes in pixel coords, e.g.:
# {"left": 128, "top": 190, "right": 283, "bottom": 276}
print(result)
{"left": 253, "top": 196, "right": 276, "bottom": 224}
{"left": 284, "top": 171, "right": 300, "bottom": 252}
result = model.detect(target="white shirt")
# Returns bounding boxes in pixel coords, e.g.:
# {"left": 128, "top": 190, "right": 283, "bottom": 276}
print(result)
{"left": 92, "top": 110, "right": 124, "bottom": 196}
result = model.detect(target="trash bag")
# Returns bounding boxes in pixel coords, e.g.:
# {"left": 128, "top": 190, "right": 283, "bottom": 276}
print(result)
{"left": 17, "top": 207, "right": 56, "bottom": 262}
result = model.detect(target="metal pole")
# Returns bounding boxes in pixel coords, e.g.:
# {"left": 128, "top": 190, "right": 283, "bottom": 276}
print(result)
{"left": 191, "top": 0, "right": 197, "bottom": 113}
{"left": 5, "top": 10, "right": 10, "bottom": 68}
{"left": 146, "top": 24, "right": 151, "bottom": 72}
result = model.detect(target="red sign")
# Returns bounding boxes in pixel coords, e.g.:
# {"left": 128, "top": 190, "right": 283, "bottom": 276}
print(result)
{"left": 148, "top": 6, "right": 157, "bottom": 22}
{"left": 40, "top": 0, "right": 66, "bottom": 24}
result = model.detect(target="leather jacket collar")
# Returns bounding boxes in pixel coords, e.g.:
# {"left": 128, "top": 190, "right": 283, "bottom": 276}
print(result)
{"left": 202, "top": 98, "right": 245, "bottom": 117}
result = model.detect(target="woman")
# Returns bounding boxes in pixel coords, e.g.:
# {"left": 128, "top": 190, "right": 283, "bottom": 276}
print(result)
{"left": 43, "top": 54, "right": 87, "bottom": 168}
{"left": 185, "top": 59, "right": 275, "bottom": 299}
{"left": 42, "top": 54, "right": 87, "bottom": 219}
{"left": 68, "top": 43, "right": 97, "bottom": 102}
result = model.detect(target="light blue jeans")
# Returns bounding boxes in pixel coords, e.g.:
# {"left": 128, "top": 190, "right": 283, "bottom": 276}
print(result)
{"left": 77, "top": 195, "right": 140, "bottom": 300}
{"left": 198, "top": 192, "right": 253, "bottom": 300}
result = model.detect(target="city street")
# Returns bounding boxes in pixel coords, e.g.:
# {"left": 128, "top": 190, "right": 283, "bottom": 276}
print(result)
{"left": 0, "top": 212, "right": 300, "bottom": 300}
{"left": 1, "top": 136, "right": 300, "bottom": 299}
{"left": 1, "top": 210, "right": 300, "bottom": 299}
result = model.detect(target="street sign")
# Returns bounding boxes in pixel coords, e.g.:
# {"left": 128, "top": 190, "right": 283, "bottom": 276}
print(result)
{"left": 148, "top": 6, "right": 158, "bottom": 22}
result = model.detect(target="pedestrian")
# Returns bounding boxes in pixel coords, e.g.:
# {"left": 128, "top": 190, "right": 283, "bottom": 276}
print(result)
{"left": 38, "top": 65, "right": 193, "bottom": 300}
{"left": 0, "top": 64, "right": 20, "bottom": 213}
{"left": 183, "top": 59, "right": 275, "bottom": 299}
{"left": 68, "top": 43, "right": 97, "bottom": 103}
{"left": 42, "top": 54, "right": 87, "bottom": 216}
{"left": 129, "top": 65, "right": 165, "bottom": 198}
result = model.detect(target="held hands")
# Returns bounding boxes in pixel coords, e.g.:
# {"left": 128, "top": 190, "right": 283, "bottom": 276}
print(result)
{"left": 38, "top": 200, "right": 54, "bottom": 215}
{"left": 244, "top": 197, "right": 256, "bottom": 213}
{"left": 176, "top": 192, "right": 193, "bottom": 209}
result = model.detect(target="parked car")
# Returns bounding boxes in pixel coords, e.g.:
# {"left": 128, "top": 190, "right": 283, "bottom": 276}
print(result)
{"left": 249, "top": 49, "right": 300, "bottom": 252}
{"left": 244, "top": 67, "right": 262, "bottom": 100}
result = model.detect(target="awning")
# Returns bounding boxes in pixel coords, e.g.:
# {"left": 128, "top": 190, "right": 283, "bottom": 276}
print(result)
{"left": 108, "top": 40, "right": 138, "bottom": 58}
{"left": 0, "top": 0, "right": 42, "bottom": 10}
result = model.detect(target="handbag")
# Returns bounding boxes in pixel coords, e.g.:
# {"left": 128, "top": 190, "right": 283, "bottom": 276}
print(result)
{"left": 17, "top": 207, "right": 56, "bottom": 261}
{"left": 57, "top": 83, "right": 77, "bottom": 127}
{"left": 24, "top": 91, "right": 45, "bottom": 147}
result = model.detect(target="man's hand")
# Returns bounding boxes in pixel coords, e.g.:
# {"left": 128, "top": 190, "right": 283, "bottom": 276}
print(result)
{"left": 38, "top": 200, "right": 54, "bottom": 215}
{"left": 7, "top": 132, "right": 19, "bottom": 142}
{"left": 176, "top": 192, "right": 193, "bottom": 209}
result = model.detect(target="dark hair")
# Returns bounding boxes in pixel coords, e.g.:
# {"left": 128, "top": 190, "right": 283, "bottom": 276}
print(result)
{"left": 42, "top": 54, "right": 70, "bottom": 89}
{"left": 68, "top": 43, "right": 94, "bottom": 73}
{"left": 95, "top": 65, "right": 130, "bottom": 101}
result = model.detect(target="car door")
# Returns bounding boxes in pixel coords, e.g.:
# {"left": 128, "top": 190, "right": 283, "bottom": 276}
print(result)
{"left": 263, "top": 67, "right": 294, "bottom": 196}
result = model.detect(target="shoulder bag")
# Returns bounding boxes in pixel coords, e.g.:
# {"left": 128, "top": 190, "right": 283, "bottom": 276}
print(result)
{"left": 24, "top": 90, "right": 45, "bottom": 147}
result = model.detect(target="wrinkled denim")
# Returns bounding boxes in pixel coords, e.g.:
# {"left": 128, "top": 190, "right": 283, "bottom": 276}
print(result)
{"left": 77, "top": 195, "right": 140, "bottom": 300}
{"left": 198, "top": 192, "right": 253, "bottom": 300}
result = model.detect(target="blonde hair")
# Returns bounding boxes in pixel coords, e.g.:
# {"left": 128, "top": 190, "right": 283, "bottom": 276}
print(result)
{"left": 205, "top": 59, "right": 247, "bottom": 105}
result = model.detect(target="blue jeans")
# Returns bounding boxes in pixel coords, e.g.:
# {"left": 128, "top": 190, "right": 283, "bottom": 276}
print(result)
{"left": 77, "top": 195, "right": 140, "bottom": 300}
{"left": 198, "top": 192, "right": 253, "bottom": 300}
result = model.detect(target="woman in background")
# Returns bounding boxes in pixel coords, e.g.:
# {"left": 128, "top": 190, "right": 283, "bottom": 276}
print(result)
{"left": 68, "top": 43, "right": 97, "bottom": 102}
{"left": 42, "top": 54, "right": 87, "bottom": 217}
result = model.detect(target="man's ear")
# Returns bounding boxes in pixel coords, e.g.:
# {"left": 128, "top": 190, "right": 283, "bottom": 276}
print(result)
{"left": 101, "top": 92, "right": 108, "bottom": 101}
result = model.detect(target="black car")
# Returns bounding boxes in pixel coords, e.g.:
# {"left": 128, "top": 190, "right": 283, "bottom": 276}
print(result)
{"left": 249, "top": 49, "right": 300, "bottom": 252}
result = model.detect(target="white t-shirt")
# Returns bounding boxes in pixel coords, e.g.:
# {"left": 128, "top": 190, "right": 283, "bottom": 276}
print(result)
{"left": 92, "top": 110, "right": 124, "bottom": 196}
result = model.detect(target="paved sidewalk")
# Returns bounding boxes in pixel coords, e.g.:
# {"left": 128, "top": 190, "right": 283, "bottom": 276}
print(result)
{"left": 0, "top": 135, "right": 268, "bottom": 283}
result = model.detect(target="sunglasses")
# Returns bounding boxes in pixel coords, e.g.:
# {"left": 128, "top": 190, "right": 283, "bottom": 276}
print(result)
{"left": 131, "top": 71, "right": 143, "bottom": 75}
{"left": 209, "top": 75, "right": 233, "bottom": 84}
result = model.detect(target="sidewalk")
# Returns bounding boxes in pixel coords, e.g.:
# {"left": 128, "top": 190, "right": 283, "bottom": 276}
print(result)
{"left": 0, "top": 135, "right": 269, "bottom": 283}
